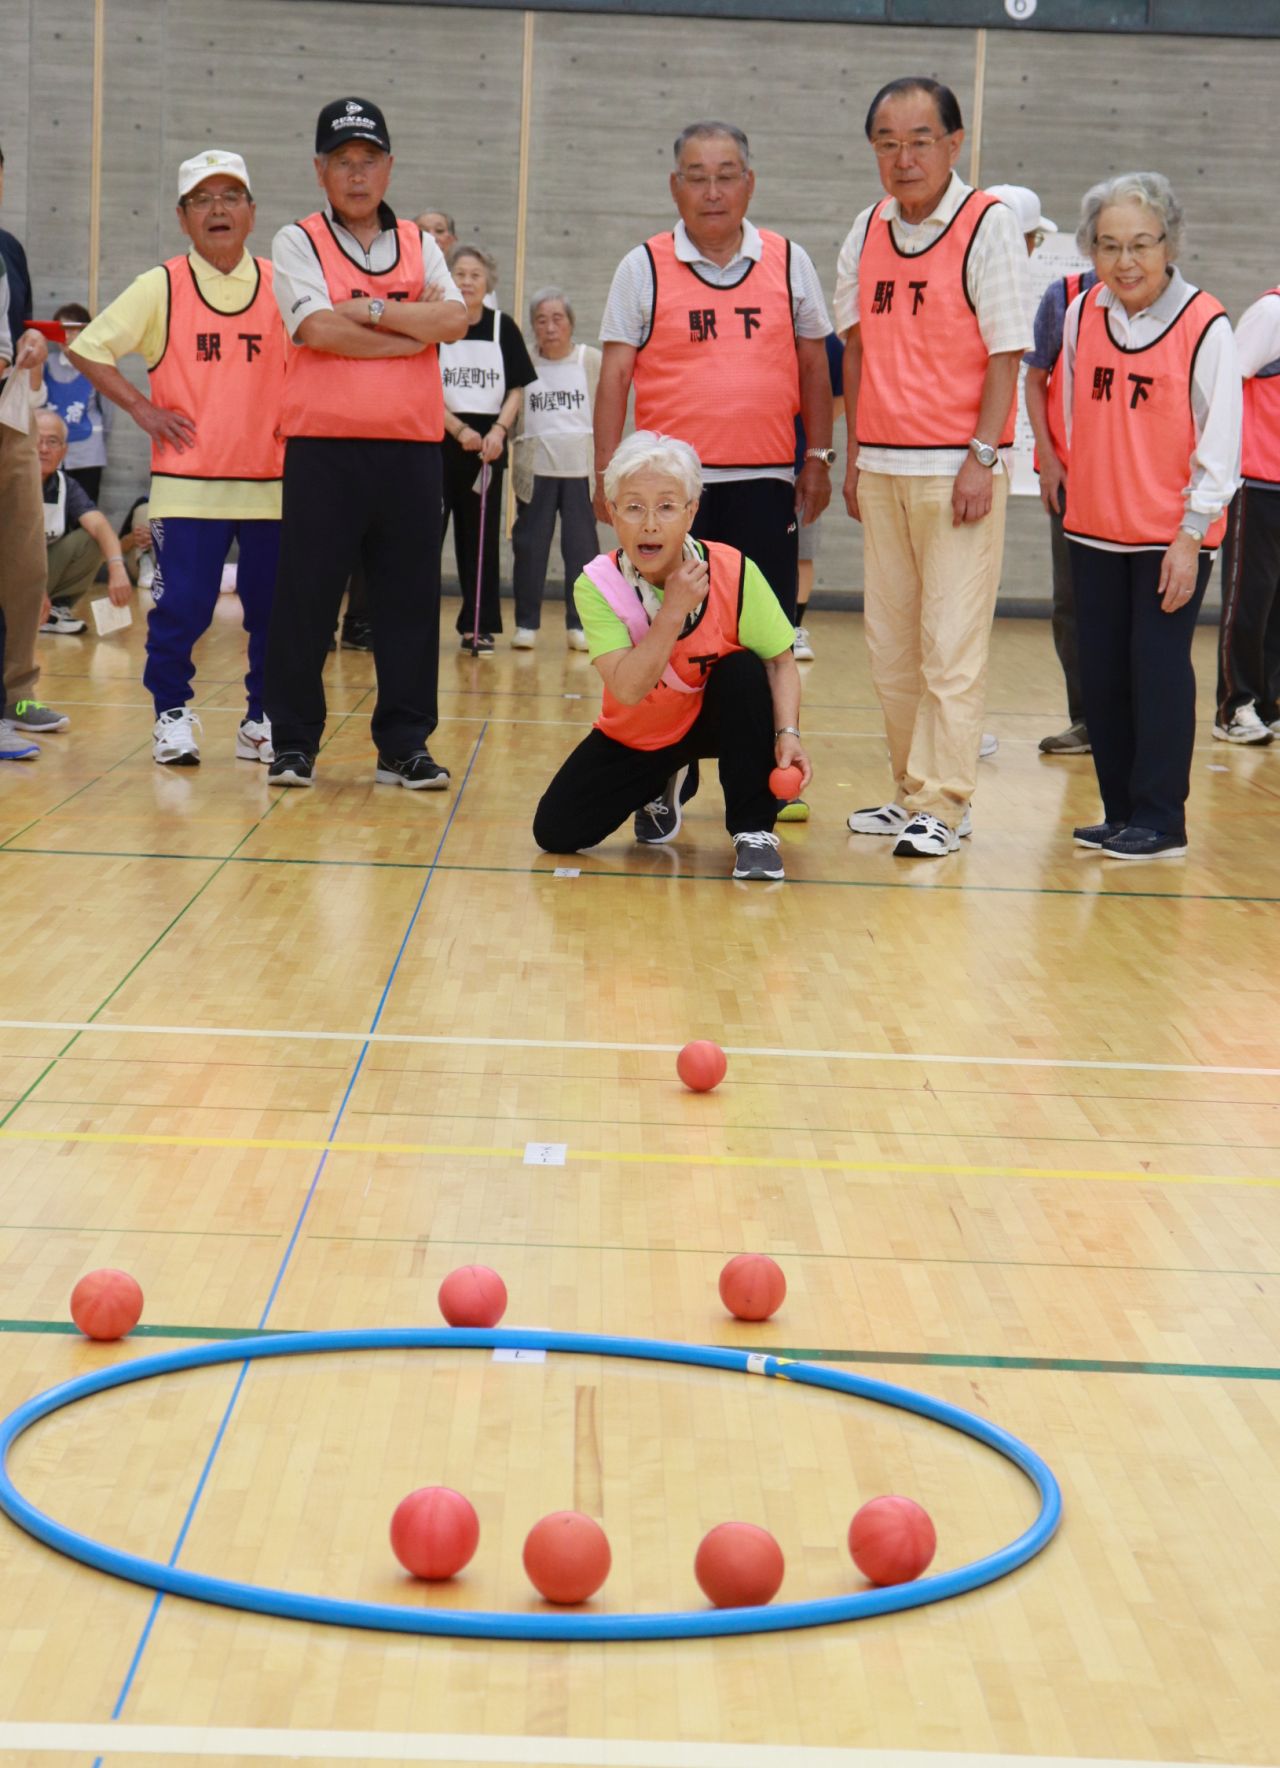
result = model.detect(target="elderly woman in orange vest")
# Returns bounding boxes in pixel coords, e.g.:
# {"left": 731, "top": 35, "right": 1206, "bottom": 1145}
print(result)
{"left": 533, "top": 432, "right": 809, "bottom": 881}
{"left": 1061, "top": 172, "right": 1241, "bottom": 861}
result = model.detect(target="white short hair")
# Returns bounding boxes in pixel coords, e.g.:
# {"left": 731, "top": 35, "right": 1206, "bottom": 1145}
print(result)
{"left": 37, "top": 409, "right": 68, "bottom": 441}
{"left": 1077, "top": 171, "right": 1184, "bottom": 258}
{"left": 603, "top": 432, "right": 702, "bottom": 505}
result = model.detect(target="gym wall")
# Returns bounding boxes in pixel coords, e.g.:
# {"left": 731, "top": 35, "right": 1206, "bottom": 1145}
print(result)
{"left": 2, "top": 0, "right": 1273, "bottom": 608}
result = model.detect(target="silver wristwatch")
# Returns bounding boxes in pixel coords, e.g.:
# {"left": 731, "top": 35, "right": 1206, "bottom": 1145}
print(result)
{"left": 368, "top": 298, "right": 386, "bottom": 327}
{"left": 968, "top": 436, "right": 998, "bottom": 469}
{"left": 804, "top": 447, "right": 837, "bottom": 466}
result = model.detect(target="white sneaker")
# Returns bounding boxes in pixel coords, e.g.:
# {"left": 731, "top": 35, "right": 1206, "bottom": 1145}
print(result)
{"left": 39, "top": 605, "right": 88, "bottom": 635}
{"left": 566, "top": 627, "right": 589, "bottom": 652}
{"left": 0, "top": 718, "right": 40, "bottom": 760}
{"left": 153, "top": 707, "right": 202, "bottom": 767}
{"left": 893, "top": 812, "right": 961, "bottom": 857}
{"left": 1212, "top": 703, "right": 1273, "bottom": 745}
{"left": 979, "top": 732, "right": 999, "bottom": 758}
{"left": 137, "top": 552, "right": 155, "bottom": 591}
{"left": 793, "top": 626, "right": 815, "bottom": 662}
{"left": 848, "top": 801, "right": 972, "bottom": 839}
{"left": 236, "top": 716, "right": 274, "bottom": 763}
{"left": 512, "top": 627, "right": 536, "bottom": 649}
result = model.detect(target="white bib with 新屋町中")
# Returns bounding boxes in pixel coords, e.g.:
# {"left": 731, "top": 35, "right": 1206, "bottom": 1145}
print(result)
{"left": 522, "top": 346, "right": 592, "bottom": 476}
{"left": 440, "top": 308, "right": 505, "bottom": 416}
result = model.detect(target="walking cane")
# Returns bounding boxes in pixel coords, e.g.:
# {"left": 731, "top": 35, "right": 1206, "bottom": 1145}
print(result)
{"left": 472, "top": 460, "right": 492, "bottom": 652}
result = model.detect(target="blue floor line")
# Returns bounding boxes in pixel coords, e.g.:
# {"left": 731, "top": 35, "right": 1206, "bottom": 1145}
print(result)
{"left": 89, "top": 723, "right": 490, "bottom": 1755}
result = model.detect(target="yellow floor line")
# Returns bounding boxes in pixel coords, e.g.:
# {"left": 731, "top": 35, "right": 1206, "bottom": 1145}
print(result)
{"left": 0, "top": 1126, "right": 1275, "bottom": 1189}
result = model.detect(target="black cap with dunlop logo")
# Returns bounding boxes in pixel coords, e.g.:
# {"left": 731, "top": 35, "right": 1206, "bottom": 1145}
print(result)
{"left": 315, "top": 97, "right": 391, "bottom": 156}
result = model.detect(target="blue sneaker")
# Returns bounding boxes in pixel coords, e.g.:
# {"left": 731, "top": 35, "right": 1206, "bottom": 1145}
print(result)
{"left": 0, "top": 719, "right": 39, "bottom": 760}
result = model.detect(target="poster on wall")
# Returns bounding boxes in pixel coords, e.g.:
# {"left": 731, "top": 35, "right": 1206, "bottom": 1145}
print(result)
{"left": 1009, "top": 230, "right": 1093, "bottom": 496}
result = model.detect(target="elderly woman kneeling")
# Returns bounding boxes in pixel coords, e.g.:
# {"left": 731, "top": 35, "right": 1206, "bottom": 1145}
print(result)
{"left": 533, "top": 432, "right": 810, "bottom": 880}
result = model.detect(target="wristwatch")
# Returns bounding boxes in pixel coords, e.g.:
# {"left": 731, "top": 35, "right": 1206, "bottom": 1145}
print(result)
{"left": 804, "top": 447, "right": 837, "bottom": 466}
{"left": 774, "top": 726, "right": 801, "bottom": 738}
{"left": 969, "top": 437, "right": 998, "bottom": 469}
{"left": 368, "top": 298, "right": 386, "bottom": 327}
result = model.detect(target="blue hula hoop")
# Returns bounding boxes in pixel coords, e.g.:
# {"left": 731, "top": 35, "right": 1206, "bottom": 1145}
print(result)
{"left": 0, "top": 1328, "right": 1061, "bottom": 1640}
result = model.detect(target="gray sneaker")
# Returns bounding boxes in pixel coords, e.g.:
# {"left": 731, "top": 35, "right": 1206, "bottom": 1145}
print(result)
{"left": 634, "top": 763, "right": 697, "bottom": 844}
{"left": 1039, "top": 720, "right": 1091, "bottom": 755}
{"left": 8, "top": 699, "right": 70, "bottom": 732}
{"left": 0, "top": 718, "right": 40, "bottom": 760}
{"left": 732, "top": 831, "right": 785, "bottom": 880}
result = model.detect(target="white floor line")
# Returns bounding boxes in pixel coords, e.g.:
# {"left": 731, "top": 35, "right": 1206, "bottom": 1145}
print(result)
{"left": 1, "top": 1018, "right": 1277, "bottom": 1079}
{"left": 0, "top": 1726, "right": 1261, "bottom": 1767}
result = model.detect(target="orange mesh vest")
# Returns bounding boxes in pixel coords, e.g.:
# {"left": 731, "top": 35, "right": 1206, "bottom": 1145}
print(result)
{"left": 1242, "top": 291, "right": 1280, "bottom": 487}
{"left": 594, "top": 541, "right": 747, "bottom": 750}
{"left": 633, "top": 230, "right": 799, "bottom": 470}
{"left": 148, "top": 254, "right": 285, "bottom": 484}
{"left": 857, "top": 190, "right": 1015, "bottom": 450}
{"left": 1066, "top": 283, "right": 1229, "bottom": 550}
{"left": 1042, "top": 271, "right": 1089, "bottom": 468}
{"left": 279, "top": 214, "right": 445, "bottom": 442}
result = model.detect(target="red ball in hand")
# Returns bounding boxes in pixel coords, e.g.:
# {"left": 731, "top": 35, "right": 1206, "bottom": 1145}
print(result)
{"left": 769, "top": 764, "right": 804, "bottom": 800}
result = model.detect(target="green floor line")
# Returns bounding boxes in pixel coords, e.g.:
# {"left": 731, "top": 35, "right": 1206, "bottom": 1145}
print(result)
{"left": 0, "top": 730, "right": 156, "bottom": 851}
{"left": 0, "top": 1317, "right": 1275, "bottom": 1379}
{"left": 3, "top": 845, "right": 1276, "bottom": 904}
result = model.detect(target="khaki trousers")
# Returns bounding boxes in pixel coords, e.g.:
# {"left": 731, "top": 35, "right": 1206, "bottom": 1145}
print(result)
{"left": 0, "top": 418, "right": 47, "bottom": 706}
{"left": 47, "top": 527, "right": 101, "bottom": 607}
{"left": 859, "top": 469, "right": 1009, "bottom": 824}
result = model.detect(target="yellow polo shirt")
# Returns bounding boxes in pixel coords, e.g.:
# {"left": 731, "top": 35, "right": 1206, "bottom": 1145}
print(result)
{"left": 73, "top": 249, "right": 281, "bottom": 521}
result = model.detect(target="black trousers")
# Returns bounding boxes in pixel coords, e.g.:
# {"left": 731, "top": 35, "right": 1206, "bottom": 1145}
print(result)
{"left": 1048, "top": 499, "right": 1085, "bottom": 727}
{"left": 533, "top": 649, "right": 777, "bottom": 851}
{"left": 1216, "top": 485, "right": 1280, "bottom": 723}
{"left": 1069, "top": 541, "right": 1212, "bottom": 841}
{"left": 692, "top": 477, "right": 798, "bottom": 622}
{"left": 442, "top": 435, "right": 504, "bottom": 636}
{"left": 264, "top": 437, "right": 443, "bottom": 758}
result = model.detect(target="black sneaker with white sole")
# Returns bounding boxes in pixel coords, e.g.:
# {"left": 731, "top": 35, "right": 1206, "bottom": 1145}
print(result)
{"left": 375, "top": 750, "right": 450, "bottom": 790}
{"left": 634, "top": 762, "right": 698, "bottom": 844}
{"left": 1072, "top": 819, "right": 1125, "bottom": 849}
{"left": 268, "top": 750, "right": 315, "bottom": 787}
{"left": 1100, "top": 825, "right": 1187, "bottom": 860}
{"left": 732, "top": 831, "right": 785, "bottom": 880}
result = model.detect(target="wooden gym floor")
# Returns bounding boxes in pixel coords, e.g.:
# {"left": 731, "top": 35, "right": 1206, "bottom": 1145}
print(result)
{"left": 0, "top": 589, "right": 1278, "bottom": 1768}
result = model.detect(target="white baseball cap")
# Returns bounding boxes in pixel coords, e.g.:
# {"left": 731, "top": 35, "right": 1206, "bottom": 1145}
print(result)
{"left": 987, "top": 184, "right": 1057, "bottom": 236}
{"left": 177, "top": 150, "right": 252, "bottom": 202}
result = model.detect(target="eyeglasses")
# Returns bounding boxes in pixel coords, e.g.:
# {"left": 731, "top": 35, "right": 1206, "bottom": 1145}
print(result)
{"left": 183, "top": 189, "right": 249, "bottom": 212}
{"left": 871, "top": 132, "right": 953, "bottom": 159}
{"left": 675, "top": 172, "right": 746, "bottom": 191}
{"left": 1095, "top": 233, "right": 1167, "bottom": 264}
{"left": 612, "top": 499, "right": 691, "bottom": 525}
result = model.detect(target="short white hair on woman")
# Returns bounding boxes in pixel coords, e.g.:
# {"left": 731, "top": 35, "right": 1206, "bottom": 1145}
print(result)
{"left": 603, "top": 432, "right": 702, "bottom": 505}
{"left": 1077, "top": 171, "right": 1184, "bottom": 258}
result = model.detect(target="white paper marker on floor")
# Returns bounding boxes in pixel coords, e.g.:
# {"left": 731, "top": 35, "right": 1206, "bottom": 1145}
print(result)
{"left": 524, "top": 1142, "right": 567, "bottom": 1166}
{"left": 553, "top": 868, "right": 580, "bottom": 878}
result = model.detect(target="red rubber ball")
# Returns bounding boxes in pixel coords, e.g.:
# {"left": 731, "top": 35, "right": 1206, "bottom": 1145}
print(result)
{"left": 848, "top": 1495, "right": 937, "bottom": 1586}
{"left": 676, "top": 1040, "right": 727, "bottom": 1093}
{"left": 438, "top": 1265, "right": 507, "bottom": 1327}
{"left": 718, "top": 1253, "right": 787, "bottom": 1322}
{"left": 390, "top": 1486, "right": 480, "bottom": 1580}
{"left": 69, "top": 1269, "right": 144, "bottom": 1341}
{"left": 695, "top": 1521, "right": 786, "bottom": 1608}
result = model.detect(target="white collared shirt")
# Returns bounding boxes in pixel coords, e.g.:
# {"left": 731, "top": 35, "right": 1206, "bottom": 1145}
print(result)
{"left": 1062, "top": 267, "right": 1241, "bottom": 548}
{"left": 833, "top": 173, "right": 1031, "bottom": 479}
{"left": 599, "top": 217, "right": 832, "bottom": 485}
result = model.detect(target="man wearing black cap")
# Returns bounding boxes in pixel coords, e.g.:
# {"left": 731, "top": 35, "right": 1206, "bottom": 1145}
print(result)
{"left": 265, "top": 98, "right": 468, "bottom": 789}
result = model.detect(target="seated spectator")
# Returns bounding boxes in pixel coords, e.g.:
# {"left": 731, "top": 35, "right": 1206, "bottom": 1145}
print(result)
{"left": 510, "top": 287, "right": 599, "bottom": 651}
{"left": 36, "top": 409, "right": 131, "bottom": 638}
{"left": 40, "top": 303, "right": 112, "bottom": 502}
{"left": 533, "top": 432, "right": 810, "bottom": 881}
{"left": 119, "top": 494, "right": 153, "bottom": 587}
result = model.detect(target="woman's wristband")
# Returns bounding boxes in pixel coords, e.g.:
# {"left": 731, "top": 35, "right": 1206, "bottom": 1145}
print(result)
{"left": 105, "top": 555, "right": 125, "bottom": 566}
{"left": 774, "top": 725, "right": 801, "bottom": 739}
